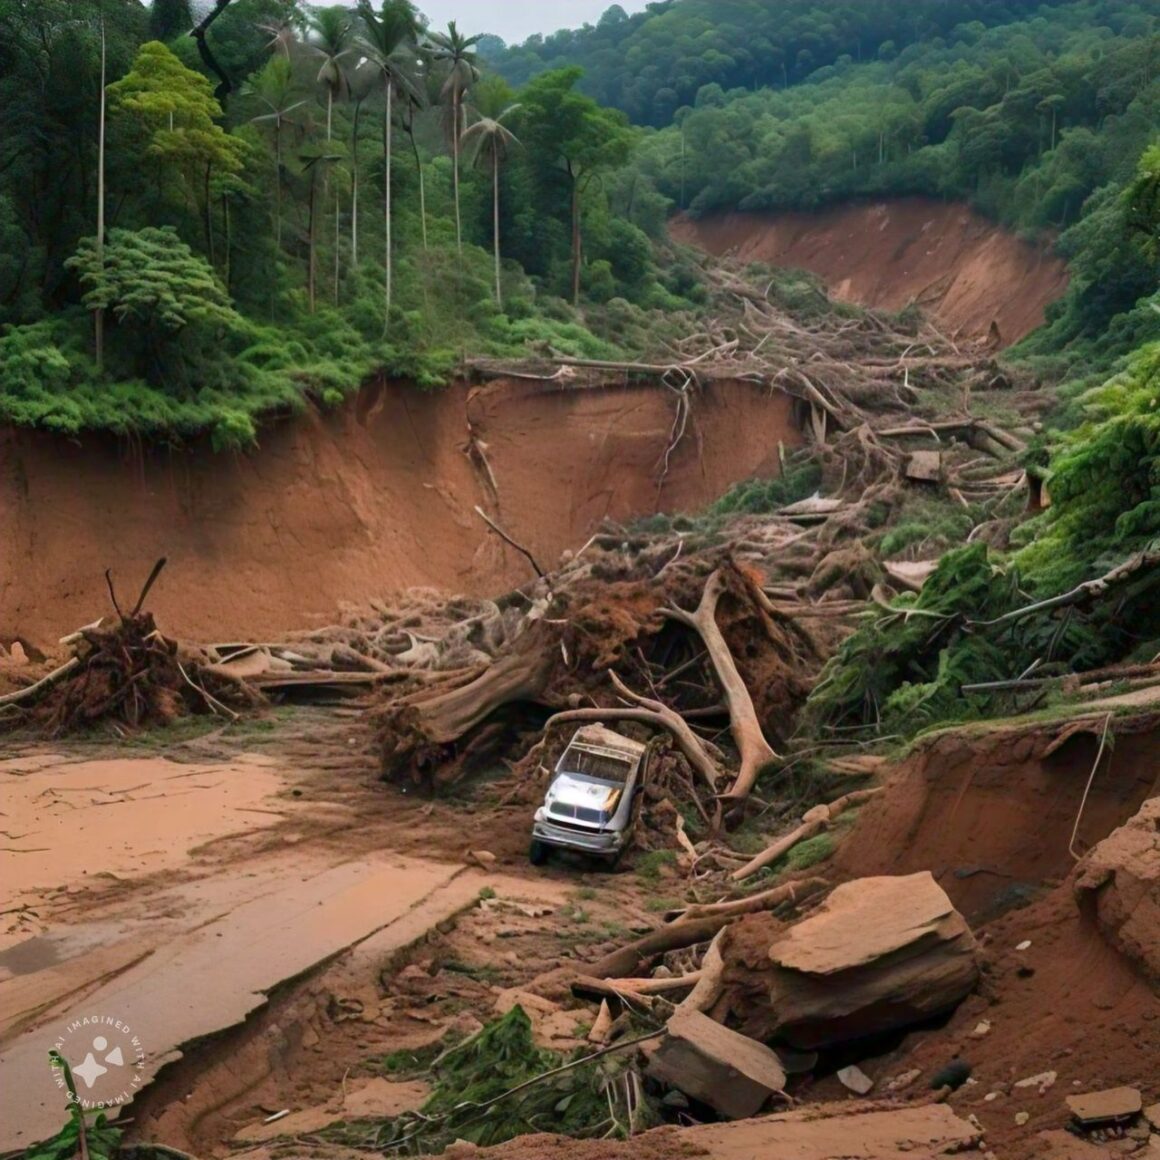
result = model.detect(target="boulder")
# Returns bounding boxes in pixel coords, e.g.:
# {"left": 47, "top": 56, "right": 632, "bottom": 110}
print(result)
{"left": 646, "top": 1006, "right": 786, "bottom": 1120}
{"left": 721, "top": 873, "right": 979, "bottom": 1050}
{"left": 1075, "top": 798, "right": 1160, "bottom": 981}
{"left": 1066, "top": 1087, "right": 1143, "bottom": 1125}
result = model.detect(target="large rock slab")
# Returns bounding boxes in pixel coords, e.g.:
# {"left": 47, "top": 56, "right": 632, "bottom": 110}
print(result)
{"left": 1075, "top": 797, "right": 1160, "bottom": 981}
{"left": 647, "top": 1007, "right": 786, "bottom": 1120}
{"left": 443, "top": 1102, "right": 982, "bottom": 1159}
{"left": 723, "top": 873, "right": 979, "bottom": 1050}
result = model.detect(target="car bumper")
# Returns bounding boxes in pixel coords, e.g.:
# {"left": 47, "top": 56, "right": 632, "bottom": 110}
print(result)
{"left": 533, "top": 820, "right": 625, "bottom": 855}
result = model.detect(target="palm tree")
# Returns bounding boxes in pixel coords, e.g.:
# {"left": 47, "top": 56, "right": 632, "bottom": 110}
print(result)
{"left": 357, "top": 0, "right": 419, "bottom": 325}
{"left": 307, "top": 8, "right": 352, "bottom": 142}
{"left": 400, "top": 86, "right": 429, "bottom": 252}
{"left": 347, "top": 60, "right": 378, "bottom": 267}
{"left": 244, "top": 56, "right": 306, "bottom": 249}
{"left": 463, "top": 104, "right": 520, "bottom": 308}
{"left": 428, "top": 21, "right": 482, "bottom": 256}
{"left": 309, "top": 10, "right": 354, "bottom": 305}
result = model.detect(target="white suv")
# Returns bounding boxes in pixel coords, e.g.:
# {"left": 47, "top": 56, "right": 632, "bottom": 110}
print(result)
{"left": 530, "top": 725, "right": 649, "bottom": 866}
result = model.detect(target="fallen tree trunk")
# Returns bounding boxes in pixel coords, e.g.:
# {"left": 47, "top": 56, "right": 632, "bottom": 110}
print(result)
{"left": 378, "top": 625, "right": 558, "bottom": 787}
{"left": 664, "top": 569, "right": 779, "bottom": 804}
{"left": 732, "top": 789, "right": 884, "bottom": 882}
{"left": 585, "top": 915, "right": 735, "bottom": 980}
{"left": 571, "top": 971, "right": 704, "bottom": 1002}
{"left": 666, "top": 878, "right": 829, "bottom": 924}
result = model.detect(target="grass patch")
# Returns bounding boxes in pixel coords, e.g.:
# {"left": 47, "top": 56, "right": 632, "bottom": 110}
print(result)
{"left": 645, "top": 896, "right": 684, "bottom": 913}
{"left": 634, "top": 850, "right": 678, "bottom": 882}
{"left": 783, "top": 832, "right": 836, "bottom": 871}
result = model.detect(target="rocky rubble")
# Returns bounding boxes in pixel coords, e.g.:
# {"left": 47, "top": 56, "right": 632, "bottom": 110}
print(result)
{"left": 717, "top": 872, "right": 979, "bottom": 1049}
{"left": 1076, "top": 797, "right": 1160, "bottom": 981}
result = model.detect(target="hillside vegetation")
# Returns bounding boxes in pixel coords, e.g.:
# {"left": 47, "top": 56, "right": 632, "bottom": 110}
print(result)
{"left": 493, "top": 0, "right": 1160, "bottom": 734}
{"left": 0, "top": 1, "right": 693, "bottom": 444}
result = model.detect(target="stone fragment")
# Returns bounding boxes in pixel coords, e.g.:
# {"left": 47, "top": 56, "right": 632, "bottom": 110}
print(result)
{"left": 1076, "top": 800, "right": 1160, "bottom": 983}
{"left": 1015, "top": 1070, "right": 1057, "bottom": 1094}
{"left": 886, "top": 1068, "right": 923, "bottom": 1092}
{"left": 647, "top": 1007, "right": 786, "bottom": 1120}
{"left": 1066, "top": 1087, "right": 1144, "bottom": 1125}
{"left": 837, "top": 1065, "right": 875, "bottom": 1095}
{"left": 725, "top": 873, "right": 979, "bottom": 1050}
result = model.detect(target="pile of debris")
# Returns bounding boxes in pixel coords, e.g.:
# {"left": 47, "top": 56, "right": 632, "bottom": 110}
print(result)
{"left": 553, "top": 872, "right": 980, "bottom": 1121}
{"left": 0, "top": 560, "right": 257, "bottom": 735}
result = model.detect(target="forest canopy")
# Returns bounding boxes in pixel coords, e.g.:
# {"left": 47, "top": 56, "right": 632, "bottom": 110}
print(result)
{"left": 0, "top": 0, "right": 1156, "bottom": 444}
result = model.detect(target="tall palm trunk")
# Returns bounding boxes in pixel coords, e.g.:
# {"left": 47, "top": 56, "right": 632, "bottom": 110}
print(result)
{"left": 274, "top": 124, "right": 283, "bottom": 248}
{"left": 492, "top": 148, "right": 501, "bottom": 308}
{"left": 406, "top": 121, "right": 428, "bottom": 251}
{"left": 384, "top": 78, "right": 393, "bottom": 326}
{"left": 307, "top": 172, "right": 317, "bottom": 313}
{"left": 452, "top": 89, "right": 462, "bottom": 255}
{"left": 95, "top": 17, "right": 107, "bottom": 370}
{"left": 571, "top": 177, "right": 581, "bottom": 307}
{"left": 351, "top": 101, "right": 362, "bottom": 265}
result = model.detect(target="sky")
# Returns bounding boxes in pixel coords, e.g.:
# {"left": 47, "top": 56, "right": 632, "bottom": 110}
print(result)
{"left": 411, "top": 1, "right": 650, "bottom": 45}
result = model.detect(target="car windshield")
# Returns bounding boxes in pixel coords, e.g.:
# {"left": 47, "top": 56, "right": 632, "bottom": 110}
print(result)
{"left": 557, "top": 746, "right": 632, "bottom": 782}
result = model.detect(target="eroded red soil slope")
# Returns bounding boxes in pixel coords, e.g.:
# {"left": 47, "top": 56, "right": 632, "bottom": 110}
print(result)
{"left": 671, "top": 198, "right": 1068, "bottom": 344}
{"left": 0, "top": 377, "right": 800, "bottom": 646}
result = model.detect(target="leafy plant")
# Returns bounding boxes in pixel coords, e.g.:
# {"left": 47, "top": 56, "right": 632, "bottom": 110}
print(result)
{"left": 25, "top": 1052, "right": 123, "bottom": 1160}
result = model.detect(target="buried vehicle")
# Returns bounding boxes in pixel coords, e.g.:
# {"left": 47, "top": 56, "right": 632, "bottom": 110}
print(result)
{"left": 530, "top": 725, "right": 650, "bottom": 866}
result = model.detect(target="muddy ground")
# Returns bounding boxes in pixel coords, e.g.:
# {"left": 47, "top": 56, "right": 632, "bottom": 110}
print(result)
{"left": 3, "top": 703, "right": 1158, "bottom": 1160}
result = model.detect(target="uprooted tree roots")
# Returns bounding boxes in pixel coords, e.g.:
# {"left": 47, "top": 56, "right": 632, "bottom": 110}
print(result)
{"left": 0, "top": 560, "right": 259, "bottom": 735}
{"left": 372, "top": 554, "right": 820, "bottom": 829}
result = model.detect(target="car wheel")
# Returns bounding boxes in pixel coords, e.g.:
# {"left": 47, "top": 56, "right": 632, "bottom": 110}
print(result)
{"left": 528, "top": 839, "right": 551, "bottom": 866}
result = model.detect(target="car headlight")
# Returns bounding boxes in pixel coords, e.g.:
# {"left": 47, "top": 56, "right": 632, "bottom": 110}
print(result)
{"left": 534, "top": 808, "right": 545, "bottom": 823}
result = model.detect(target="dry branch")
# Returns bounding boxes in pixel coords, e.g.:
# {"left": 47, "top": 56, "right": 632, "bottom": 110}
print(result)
{"left": 675, "top": 929, "right": 727, "bottom": 1016}
{"left": 0, "top": 658, "right": 81, "bottom": 706}
{"left": 664, "top": 569, "right": 779, "bottom": 804}
{"left": 571, "top": 972, "right": 704, "bottom": 1002}
{"left": 665, "top": 877, "right": 829, "bottom": 923}
{"left": 731, "top": 788, "right": 883, "bottom": 881}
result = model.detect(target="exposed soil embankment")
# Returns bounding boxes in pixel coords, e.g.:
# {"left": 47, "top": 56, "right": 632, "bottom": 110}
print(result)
{"left": 671, "top": 198, "right": 1068, "bottom": 345}
{"left": 0, "top": 377, "right": 800, "bottom": 647}
{"left": 827, "top": 716, "right": 1160, "bottom": 1160}
{"left": 835, "top": 717, "right": 1160, "bottom": 922}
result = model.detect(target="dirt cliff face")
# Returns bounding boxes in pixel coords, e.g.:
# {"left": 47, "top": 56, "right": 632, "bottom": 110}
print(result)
{"left": 0, "top": 377, "right": 800, "bottom": 646}
{"left": 670, "top": 198, "right": 1068, "bottom": 345}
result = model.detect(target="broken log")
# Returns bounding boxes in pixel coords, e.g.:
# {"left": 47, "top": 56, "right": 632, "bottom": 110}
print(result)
{"left": 664, "top": 569, "right": 779, "bottom": 804}
{"left": 731, "top": 789, "right": 883, "bottom": 881}
{"left": 666, "top": 878, "right": 829, "bottom": 924}
{"left": 585, "top": 915, "right": 734, "bottom": 980}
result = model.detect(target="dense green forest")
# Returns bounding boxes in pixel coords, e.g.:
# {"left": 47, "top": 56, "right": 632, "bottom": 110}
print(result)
{"left": 0, "top": 0, "right": 688, "bottom": 443}
{"left": 493, "top": 0, "right": 1160, "bottom": 372}
{"left": 0, "top": 0, "right": 1156, "bottom": 447}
